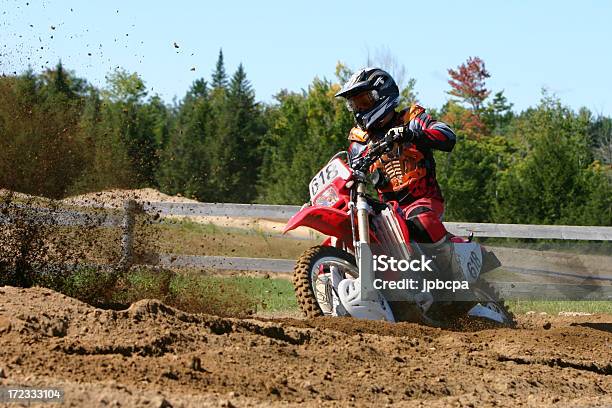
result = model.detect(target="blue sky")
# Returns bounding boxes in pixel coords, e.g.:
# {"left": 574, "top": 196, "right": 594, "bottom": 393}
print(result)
{"left": 1, "top": 0, "right": 611, "bottom": 115}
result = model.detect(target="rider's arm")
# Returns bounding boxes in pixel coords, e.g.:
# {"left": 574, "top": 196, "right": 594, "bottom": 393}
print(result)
{"left": 408, "top": 111, "right": 456, "bottom": 152}
{"left": 348, "top": 141, "right": 367, "bottom": 165}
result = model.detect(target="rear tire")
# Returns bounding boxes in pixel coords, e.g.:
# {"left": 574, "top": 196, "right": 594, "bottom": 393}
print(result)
{"left": 293, "top": 245, "right": 357, "bottom": 318}
{"left": 468, "top": 279, "right": 516, "bottom": 327}
{"left": 424, "top": 280, "right": 515, "bottom": 327}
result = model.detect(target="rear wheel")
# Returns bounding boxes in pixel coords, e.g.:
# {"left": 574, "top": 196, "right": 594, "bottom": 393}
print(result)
{"left": 423, "top": 281, "right": 515, "bottom": 328}
{"left": 467, "top": 280, "right": 516, "bottom": 327}
{"left": 293, "top": 245, "right": 358, "bottom": 318}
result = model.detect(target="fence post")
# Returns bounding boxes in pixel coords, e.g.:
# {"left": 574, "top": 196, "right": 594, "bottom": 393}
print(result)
{"left": 118, "top": 199, "right": 137, "bottom": 271}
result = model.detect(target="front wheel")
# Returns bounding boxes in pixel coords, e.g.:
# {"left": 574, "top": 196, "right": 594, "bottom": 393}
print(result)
{"left": 293, "top": 245, "right": 358, "bottom": 318}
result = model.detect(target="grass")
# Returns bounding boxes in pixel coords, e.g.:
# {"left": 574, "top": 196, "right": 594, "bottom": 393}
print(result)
{"left": 153, "top": 219, "right": 319, "bottom": 259}
{"left": 29, "top": 266, "right": 612, "bottom": 317}
{"left": 476, "top": 237, "right": 611, "bottom": 256}
{"left": 35, "top": 266, "right": 297, "bottom": 316}
{"left": 506, "top": 300, "right": 612, "bottom": 315}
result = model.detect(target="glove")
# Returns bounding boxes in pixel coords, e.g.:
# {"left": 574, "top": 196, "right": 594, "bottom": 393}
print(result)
{"left": 383, "top": 126, "right": 416, "bottom": 145}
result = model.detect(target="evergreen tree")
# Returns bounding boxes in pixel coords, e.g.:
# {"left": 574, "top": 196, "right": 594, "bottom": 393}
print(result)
{"left": 211, "top": 49, "right": 228, "bottom": 89}
{"left": 482, "top": 91, "right": 514, "bottom": 135}
{"left": 223, "top": 63, "right": 263, "bottom": 201}
{"left": 158, "top": 79, "right": 213, "bottom": 199}
{"left": 435, "top": 135, "right": 514, "bottom": 222}
{"left": 257, "top": 90, "right": 309, "bottom": 203}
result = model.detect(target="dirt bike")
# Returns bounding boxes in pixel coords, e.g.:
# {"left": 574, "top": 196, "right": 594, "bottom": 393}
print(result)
{"left": 284, "top": 135, "right": 515, "bottom": 328}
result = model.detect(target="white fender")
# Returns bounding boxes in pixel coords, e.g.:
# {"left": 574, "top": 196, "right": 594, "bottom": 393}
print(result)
{"left": 338, "top": 278, "right": 395, "bottom": 322}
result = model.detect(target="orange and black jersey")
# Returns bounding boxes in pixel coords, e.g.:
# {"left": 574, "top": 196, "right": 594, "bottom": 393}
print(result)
{"left": 347, "top": 104, "right": 456, "bottom": 204}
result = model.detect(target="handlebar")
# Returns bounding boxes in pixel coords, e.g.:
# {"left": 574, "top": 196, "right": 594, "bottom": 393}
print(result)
{"left": 351, "top": 137, "right": 394, "bottom": 173}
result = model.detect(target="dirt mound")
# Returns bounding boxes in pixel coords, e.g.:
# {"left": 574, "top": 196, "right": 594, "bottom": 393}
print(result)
{"left": 62, "top": 188, "right": 199, "bottom": 208}
{"left": 0, "top": 188, "right": 44, "bottom": 202}
{"left": 0, "top": 286, "right": 610, "bottom": 407}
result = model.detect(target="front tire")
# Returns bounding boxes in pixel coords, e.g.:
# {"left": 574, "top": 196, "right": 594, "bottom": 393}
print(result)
{"left": 293, "top": 245, "right": 357, "bottom": 318}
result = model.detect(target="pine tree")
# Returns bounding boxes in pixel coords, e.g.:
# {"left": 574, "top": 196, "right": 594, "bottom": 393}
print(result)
{"left": 483, "top": 91, "right": 514, "bottom": 134}
{"left": 211, "top": 49, "right": 228, "bottom": 89}
{"left": 53, "top": 60, "right": 71, "bottom": 96}
{"left": 225, "top": 63, "right": 262, "bottom": 201}
{"left": 493, "top": 93, "right": 610, "bottom": 225}
{"left": 158, "top": 79, "right": 214, "bottom": 199}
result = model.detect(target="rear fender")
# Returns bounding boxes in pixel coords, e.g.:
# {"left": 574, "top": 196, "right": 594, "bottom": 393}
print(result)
{"left": 480, "top": 247, "right": 502, "bottom": 273}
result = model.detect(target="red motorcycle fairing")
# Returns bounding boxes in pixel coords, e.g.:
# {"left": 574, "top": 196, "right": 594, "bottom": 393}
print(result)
{"left": 284, "top": 204, "right": 380, "bottom": 249}
{"left": 283, "top": 205, "right": 353, "bottom": 241}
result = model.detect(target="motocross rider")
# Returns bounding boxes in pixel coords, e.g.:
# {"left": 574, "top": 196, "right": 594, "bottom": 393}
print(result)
{"left": 335, "top": 67, "right": 456, "bottom": 274}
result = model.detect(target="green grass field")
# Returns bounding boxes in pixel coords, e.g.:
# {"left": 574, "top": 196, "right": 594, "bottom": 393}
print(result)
{"left": 49, "top": 267, "right": 612, "bottom": 316}
{"left": 153, "top": 219, "right": 319, "bottom": 259}
{"left": 505, "top": 300, "right": 612, "bottom": 315}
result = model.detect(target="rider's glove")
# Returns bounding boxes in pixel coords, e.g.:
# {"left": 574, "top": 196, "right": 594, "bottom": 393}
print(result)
{"left": 384, "top": 125, "right": 416, "bottom": 145}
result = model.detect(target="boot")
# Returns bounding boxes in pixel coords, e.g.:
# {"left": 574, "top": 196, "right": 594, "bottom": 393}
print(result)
{"left": 426, "top": 236, "right": 459, "bottom": 282}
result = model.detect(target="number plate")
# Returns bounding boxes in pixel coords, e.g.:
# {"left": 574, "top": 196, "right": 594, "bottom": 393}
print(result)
{"left": 309, "top": 158, "right": 351, "bottom": 199}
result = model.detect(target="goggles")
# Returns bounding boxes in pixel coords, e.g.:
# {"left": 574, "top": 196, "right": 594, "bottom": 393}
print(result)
{"left": 346, "top": 90, "right": 380, "bottom": 113}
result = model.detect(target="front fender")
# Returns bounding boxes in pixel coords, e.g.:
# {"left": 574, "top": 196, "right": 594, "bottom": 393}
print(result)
{"left": 283, "top": 205, "right": 353, "bottom": 241}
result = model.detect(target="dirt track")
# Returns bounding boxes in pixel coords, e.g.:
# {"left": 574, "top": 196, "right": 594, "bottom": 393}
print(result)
{"left": 0, "top": 286, "right": 610, "bottom": 407}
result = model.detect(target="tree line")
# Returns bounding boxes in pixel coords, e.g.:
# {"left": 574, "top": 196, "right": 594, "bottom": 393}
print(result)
{"left": 0, "top": 51, "right": 610, "bottom": 226}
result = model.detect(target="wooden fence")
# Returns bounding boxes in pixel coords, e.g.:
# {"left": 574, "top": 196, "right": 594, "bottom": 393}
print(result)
{"left": 2, "top": 200, "right": 611, "bottom": 300}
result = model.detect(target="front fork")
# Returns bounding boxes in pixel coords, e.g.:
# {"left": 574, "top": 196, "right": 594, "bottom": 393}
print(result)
{"left": 353, "top": 182, "right": 376, "bottom": 300}
{"left": 352, "top": 183, "right": 430, "bottom": 314}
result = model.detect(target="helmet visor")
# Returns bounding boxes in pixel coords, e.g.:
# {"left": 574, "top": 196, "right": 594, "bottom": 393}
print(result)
{"left": 346, "top": 90, "right": 379, "bottom": 113}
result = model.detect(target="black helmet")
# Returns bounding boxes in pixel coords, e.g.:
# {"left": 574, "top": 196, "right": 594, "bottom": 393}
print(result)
{"left": 335, "top": 67, "right": 400, "bottom": 130}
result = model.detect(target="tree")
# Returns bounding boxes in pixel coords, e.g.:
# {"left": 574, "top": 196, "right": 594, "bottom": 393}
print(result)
{"left": 103, "top": 68, "right": 147, "bottom": 104}
{"left": 335, "top": 62, "right": 353, "bottom": 84}
{"left": 224, "top": 63, "right": 264, "bottom": 201}
{"left": 494, "top": 93, "right": 611, "bottom": 226}
{"left": 589, "top": 115, "right": 612, "bottom": 165}
{"left": 0, "top": 66, "right": 89, "bottom": 198}
{"left": 447, "top": 57, "right": 491, "bottom": 111}
{"left": 482, "top": 90, "right": 514, "bottom": 135}
{"left": 100, "top": 69, "right": 163, "bottom": 186}
{"left": 436, "top": 135, "right": 514, "bottom": 222}
{"left": 257, "top": 90, "right": 309, "bottom": 203}
{"left": 258, "top": 77, "right": 353, "bottom": 204}
{"left": 211, "top": 49, "right": 228, "bottom": 89}
{"left": 444, "top": 57, "right": 491, "bottom": 137}
{"left": 158, "top": 79, "right": 213, "bottom": 199}
{"left": 400, "top": 78, "right": 418, "bottom": 107}
{"left": 200, "top": 63, "right": 265, "bottom": 202}
{"left": 440, "top": 100, "right": 487, "bottom": 139}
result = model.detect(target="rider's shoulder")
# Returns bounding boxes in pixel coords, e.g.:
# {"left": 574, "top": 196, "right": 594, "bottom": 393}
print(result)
{"left": 400, "top": 104, "right": 427, "bottom": 125}
{"left": 348, "top": 126, "right": 369, "bottom": 143}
